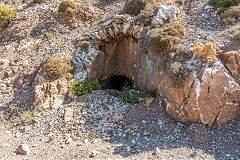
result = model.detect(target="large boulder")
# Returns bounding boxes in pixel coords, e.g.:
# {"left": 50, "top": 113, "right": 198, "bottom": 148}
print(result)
{"left": 136, "top": 37, "right": 240, "bottom": 126}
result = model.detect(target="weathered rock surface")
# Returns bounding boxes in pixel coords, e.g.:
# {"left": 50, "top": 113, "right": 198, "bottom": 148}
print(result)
{"left": 221, "top": 50, "right": 240, "bottom": 83}
{"left": 136, "top": 35, "right": 240, "bottom": 126}
{"left": 152, "top": 5, "right": 180, "bottom": 26}
{"left": 71, "top": 9, "right": 239, "bottom": 126}
{"left": 18, "top": 144, "right": 30, "bottom": 155}
{"left": 33, "top": 62, "right": 72, "bottom": 110}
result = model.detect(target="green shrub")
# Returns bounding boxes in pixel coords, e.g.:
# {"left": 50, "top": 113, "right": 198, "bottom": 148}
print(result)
{"left": 21, "top": 110, "right": 35, "bottom": 124}
{"left": 87, "top": 130, "right": 96, "bottom": 140}
{"left": 120, "top": 88, "right": 155, "bottom": 103}
{"left": 148, "top": 22, "right": 186, "bottom": 56}
{"left": 0, "top": 7, "right": 15, "bottom": 29}
{"left": 45, "top": 32, "right": 53, "bottom": 38}
{"left": 46, "top": 57, "right": 74, "bottom": 78}
{"left": 208, "top": 0, "right": 239, "bottom": 8}
{"left": 221, "top": 4, "right": 240, "bottom": 24}
{"left": 69, "top": 79, "right": 101, "bottom": 96}
{"left": 58, "top": 0, "right": 77, "bottom": 13}
{"left": 78, "top": 40, "right": 89, "bottom": 52}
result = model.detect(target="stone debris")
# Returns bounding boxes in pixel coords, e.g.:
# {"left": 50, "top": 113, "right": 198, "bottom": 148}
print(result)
{"left": 154, "top": 147, "right": 161, "bottom": 155}
{"left": 90, "top": 150, "right": 98, "bottom": 157}
{"left": 64, "top": 108, "right": 74, "bottom": 123}
{"left": 152, "top": 5, "right": 180, "bottom": 26}
{"left": 18, "top": 144, "right": 30, "bottom": 155}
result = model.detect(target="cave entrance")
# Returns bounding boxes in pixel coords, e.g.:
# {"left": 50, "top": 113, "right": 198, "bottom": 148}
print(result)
{"left": 101, "top": 75, "right": 133, "bottom": 91}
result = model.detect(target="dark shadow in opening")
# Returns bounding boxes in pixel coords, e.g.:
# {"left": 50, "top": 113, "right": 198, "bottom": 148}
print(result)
{"left": 101, "top": 75, "right": 133, "bottom": 91}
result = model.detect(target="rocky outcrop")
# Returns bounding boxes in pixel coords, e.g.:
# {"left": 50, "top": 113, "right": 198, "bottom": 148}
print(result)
{"left": 152, "top": 5, "right": 180, "bottom": 26}
{"left": 221, "top": 50, "right": 240, "bottom": 83}
{"left": 136, "top": 38, "right": 240, "bottom": 126}
{"left": 33, "top": 61, "right": 71, "bottom": 110}
{"left": 71, "top": 5, "right": 239, "bottom": 126}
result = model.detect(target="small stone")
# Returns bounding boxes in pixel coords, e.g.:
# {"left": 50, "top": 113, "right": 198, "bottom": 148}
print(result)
{"left": 65, "top": 137, "right": 73, "bottom": 144}
{"left": 18, "top": 144, "right": 31, "bottom": 155}
{"left": 90, "top": 150, "right": 97, "bottom": 157}
{"left": 64, "top": 108, "right": 74, "bottom": 123}
{"left": 83, "top": 139, "right": 88, "bottom": 143}
{"left": 154, "top": 147, "right": 160, "bottom": 155}
{"left": 145, "top": 98, "right": 154, "bottom": 107}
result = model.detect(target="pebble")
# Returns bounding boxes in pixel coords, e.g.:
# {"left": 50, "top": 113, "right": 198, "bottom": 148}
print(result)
{"left": 90, "top": 150, "right": 97, "bottom": 157}
{"left": 65, "top": 137, "right": 73, "bottom": 144}
{"left": 154, "top": 147, "right": 160, "bottom": 155}
{"left": 18, "top": 144, "right": 31, "bottom": 155}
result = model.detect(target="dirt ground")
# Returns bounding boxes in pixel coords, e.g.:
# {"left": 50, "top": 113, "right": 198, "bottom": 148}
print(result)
{"left": 0, "top": 0, "right": 239, "bottom": 159}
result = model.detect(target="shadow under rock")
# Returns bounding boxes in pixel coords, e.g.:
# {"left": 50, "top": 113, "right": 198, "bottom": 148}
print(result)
{"left": 103, "top": 96, "right": 240, "bottom": 159}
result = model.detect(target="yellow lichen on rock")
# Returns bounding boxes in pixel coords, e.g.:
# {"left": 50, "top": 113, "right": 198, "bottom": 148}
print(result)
{"left": 193, "top": 42, "right": 217, "bottom": 62}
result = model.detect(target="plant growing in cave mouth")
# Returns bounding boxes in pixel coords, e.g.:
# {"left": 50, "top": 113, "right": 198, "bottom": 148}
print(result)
{"left": 70, "top": 79, "right": 101, "bottom": 96}
{"left": 120, "top": 87, "right": 155, "bottom": 103}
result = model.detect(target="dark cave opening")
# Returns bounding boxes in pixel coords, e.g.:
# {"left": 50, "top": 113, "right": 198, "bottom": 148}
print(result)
{"left": 101, "top": 75, "right": 133, "bottom": 91}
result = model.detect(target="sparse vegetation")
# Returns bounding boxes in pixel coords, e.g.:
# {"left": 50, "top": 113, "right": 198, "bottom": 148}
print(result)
{"left": 87, "top": 130, "right": 96, "bottom": 140}
{"left": 78, "top": 40, "right": 89, "bottom": 52}
{"left": 69, "top": 79, "right": 101, "bottom": 96}
{"left": 122, "top": 0, "right": 161, "bottom": 16}
{"left": 148, "top": 22, "right": 186, "bottom": 56}
{"left": 58, "top": 0, "right": 77, "bottom": 13}
{"left": 221, "top": 4, "right": 240, "bottom": 24}
{"left": 46, "top": 56, "right": 75, "bottom": 78}
{"left": 208, "top": 0, "right": 239, "bottom": 8}
{"left": 122, "top": 0, "right": 145, "bottom": 16}
{"left": 45, "top": 32, "right": 53, "bottom": 38}
{"left": 193, "top": 42, "right": 217, "bottom": 62}
{"left": 0, "top": 6, "right": 15, "bottom": 29}
{"left": 21, "top": 110, "right": 35, "bottom": 124}
{"left": 48, "top": 136, "right": 54, "bottom": 142}
{"left": 33, "top": 0, "right": 47, "bottom": 4}
{"left": 234, "top": 31, "right": 240, "bottom": 41}
{"left": 1, "top": 112, "right": 11, "bottom": 120}
{"left": 175, "top": 0, "right": 184, "bottom": 5}
{"left": 120, "top": 88, "right": 155, "bottom": 103}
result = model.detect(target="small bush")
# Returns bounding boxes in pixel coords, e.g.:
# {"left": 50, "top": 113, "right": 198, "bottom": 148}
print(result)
{"left": 46, "top": 57, "right": 74, "bottom": 78}
{"left": 120, "top": 88, "right": 155, "bottom": 103}
{"left": 87, "top": 130, "right": 96, "bottom": 140}
{"left": 58, "top": 0, "right": 77, "bottom": 13}
{"left": 221, "top": 4, "right": 240, "bottom": 24}
{"left": 122, "top": 0, "right": 145, "bottom": 16}
{"left": 234, "top": 31, "right": 240, "bottom": 41}
{"left": 33, "top": 0, "right": 47, "bottom": 4}
{"left": 148, "top": 22, "right": 186, "bottom": 56}
{"left": 193, "top": 42, "right": 217, "bottom": 62}
{"left": 78, "top": 40, "right": 89, "bottom": 52}
{"left": 175, "top": 0, "right": 184, "bottom": 5}
{"left": 69, "top": 79, "right": 101, "bottom": 96}
{"left": 122, "top": 0, "right": 161, "bottom": 16}
{"left": 208, "top": 0, "right": 239, "bottom": 8}
{"left": 45, "top": 32, "right": 53, "bottom": 38}
{"left": 0, "top": 7, "right": 15, "bottom": 29}
{"left": 22, "top": 110, "right": 35, "bottom": 124}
